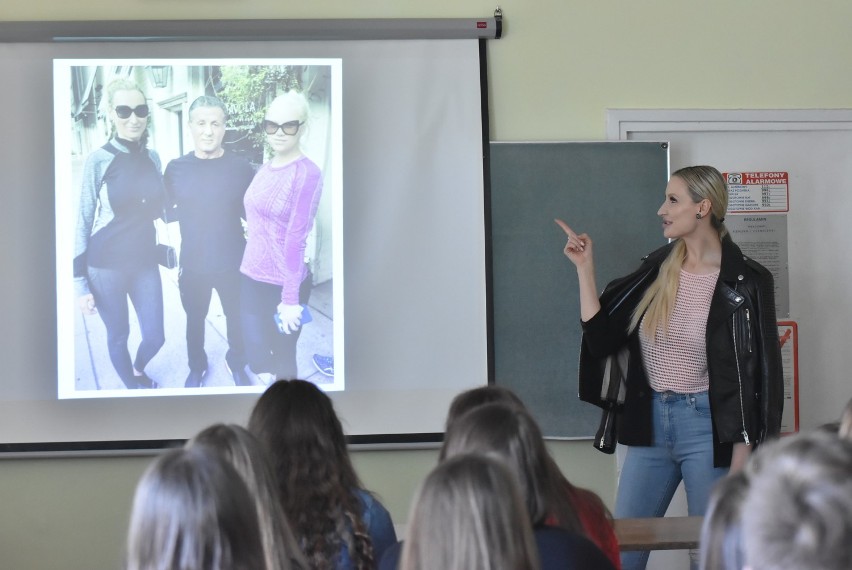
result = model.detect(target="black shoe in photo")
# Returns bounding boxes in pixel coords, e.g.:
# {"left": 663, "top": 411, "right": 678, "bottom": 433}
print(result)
{"left": 122, "top": 377, "right": 140, "bottom": 390}
{"left": 135, "top": 373, "right": 157, "bottom": 389}
{"left": 226, "top": 361, "right": 253, "bottom": 387}
{"left": 185, "top": 369, "right": 205, "bottom": 388}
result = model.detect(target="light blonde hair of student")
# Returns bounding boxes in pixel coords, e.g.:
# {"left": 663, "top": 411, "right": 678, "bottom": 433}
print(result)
{"left": 629, "top": 165, "right": 729, "bottom": 336}
{"left": 741, "top": 430, "right": 852, "bottom": 570}
{"left": 126, "top": 447, "right": 266, "bottom": 570}
{"left": 440, "top": 402, "right": 584, "bottom": 534}
{"left": 187, "top": 424, "right": 307, "bottom": 570}
{"left": 838, "top": 397, "right": 852, "bottom": 441}
{"left": 400, "top": 453, "right": 540, "bottom": 570}
{"left": 698, "top": 471, "right": 749, "bottom": 570}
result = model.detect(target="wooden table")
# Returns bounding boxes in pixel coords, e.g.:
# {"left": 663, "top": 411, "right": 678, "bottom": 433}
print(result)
{"left": 614, "top": 516, "right": 703, "bottom": 551}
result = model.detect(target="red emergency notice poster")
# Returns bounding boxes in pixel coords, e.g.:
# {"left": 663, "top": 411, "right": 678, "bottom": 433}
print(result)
{"left": 777, "top": 321, "right": 799, "bottom": 435}
{"left": 724, "top": 171, "right": 790, "bottom": 213}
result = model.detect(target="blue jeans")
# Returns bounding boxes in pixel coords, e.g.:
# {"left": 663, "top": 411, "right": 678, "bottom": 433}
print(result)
{"left": 615, "top": 390, "right": 728, "bottom": 570}
{"left": 87, "top": 264, "right": 165, "bottom": 388}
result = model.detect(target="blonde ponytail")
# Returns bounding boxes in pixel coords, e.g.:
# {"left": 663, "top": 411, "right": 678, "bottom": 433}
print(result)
{"left": 629, "top": 165, "right": 728, "bottom": 338}
{"left": 628, "top": 240, "right": 685, "bottom": 337}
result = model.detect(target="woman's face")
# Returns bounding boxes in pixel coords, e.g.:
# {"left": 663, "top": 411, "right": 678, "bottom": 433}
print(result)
{"left": 657, "top": 175, "right": 707, "bottom": 239}
{"left": 110, "top": 89, "right": 148, "bottom": 142}
{"left": 264, "top": 99, "right": 304, "bottom": 158}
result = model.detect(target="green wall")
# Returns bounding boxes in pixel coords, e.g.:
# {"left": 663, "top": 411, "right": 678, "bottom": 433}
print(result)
{"left": 0, "top": 443, "right": 613, "bottom": 570}
{"left": 3, "top": 1, "right": 852, "bottom": 567}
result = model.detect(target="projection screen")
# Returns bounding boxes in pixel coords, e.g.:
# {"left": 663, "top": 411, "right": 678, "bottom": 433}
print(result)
{"left": 0, "top": 37, "right": 490, "bottom": 453}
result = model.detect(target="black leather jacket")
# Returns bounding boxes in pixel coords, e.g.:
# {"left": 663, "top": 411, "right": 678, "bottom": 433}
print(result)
{"left": 578, "top": 236, "right": 783, "bottom": 467}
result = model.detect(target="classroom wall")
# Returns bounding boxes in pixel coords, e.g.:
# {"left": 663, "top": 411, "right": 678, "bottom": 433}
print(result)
{"left": 3, "top": 1, "right": 852, "bottom": 568}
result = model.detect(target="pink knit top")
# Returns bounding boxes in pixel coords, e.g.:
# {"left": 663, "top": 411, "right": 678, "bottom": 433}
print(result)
{"left": 240, "top": 156, "right": 323, "bottom": 305}
{"left": 640, "top": 269, "right": 719, "bottom": 394}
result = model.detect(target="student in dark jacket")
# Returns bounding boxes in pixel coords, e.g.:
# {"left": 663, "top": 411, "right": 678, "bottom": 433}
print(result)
{"left": 557, "top": 165, "right": 783, "bottom": 570}
{"left": 444, "top": 385, "right": 621, "bottom": 569}
{"left": 381, "top": 403, "right": 615, "bottom": 570}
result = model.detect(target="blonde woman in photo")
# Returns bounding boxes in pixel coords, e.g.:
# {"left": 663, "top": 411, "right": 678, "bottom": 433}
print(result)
{"left": 240, "top": 91, "right": 323, "bottom": 381}
{"left": 74, "top": 78, "right": 166, "bottom": 390}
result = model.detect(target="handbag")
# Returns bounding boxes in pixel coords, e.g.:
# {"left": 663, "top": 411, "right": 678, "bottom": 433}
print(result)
{"left": 593, "top": 346, "right": 628, "bottom": 454}
{"left": 156, "top": 243, "right": 177, "bottom": 269}
{"left": 579, "top": 247, "right": 667, "bottom": 453}
{"left": 156, "top": 204, "right": 177, "bottom": 269}
{"left": 578, "top": 254, "right": 661, "bottom": 407}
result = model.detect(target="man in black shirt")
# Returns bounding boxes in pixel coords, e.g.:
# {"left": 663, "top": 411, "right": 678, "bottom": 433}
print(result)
{"left": 164, "top": 96, "right": 255, "bottom": 387}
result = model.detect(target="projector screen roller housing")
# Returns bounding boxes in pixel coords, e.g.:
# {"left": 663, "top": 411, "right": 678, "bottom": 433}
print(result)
{"left": 0, "top": 39, "right": 489, "bottom": 452}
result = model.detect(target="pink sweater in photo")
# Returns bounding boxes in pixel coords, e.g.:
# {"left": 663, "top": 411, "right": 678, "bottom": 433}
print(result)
{"left": 240, "top": 156, "right": 323, "bottom": 304}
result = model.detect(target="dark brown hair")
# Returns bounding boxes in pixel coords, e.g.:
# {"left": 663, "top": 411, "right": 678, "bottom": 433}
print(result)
{"left": 248, "top": 380, "right": 374, "bottom": 570}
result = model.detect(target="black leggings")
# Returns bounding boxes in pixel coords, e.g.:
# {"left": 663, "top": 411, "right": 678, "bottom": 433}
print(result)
{"left": 179, "top": 268, "right": 244, "bottom": 373}
{"left": 240, "top": 273, "right": 311, "bottom": 379}
{"left": 87, "top": 264, "right": 165, "bottom": 387}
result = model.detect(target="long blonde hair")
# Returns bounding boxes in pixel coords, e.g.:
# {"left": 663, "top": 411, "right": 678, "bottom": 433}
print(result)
{"left": 400, "top": 454, "right": 540, "bottom": 570}
{"left": 628, "top": 165, "right": 728, "bottom": 337}
{"left": 126, "top": 447, "right": 267, "bottom": 570}
{"left": 187, "top": 424, "right": 307, "bottom": 570}
{"left": 839, "top": 397, "right": 852, "bottom": 441}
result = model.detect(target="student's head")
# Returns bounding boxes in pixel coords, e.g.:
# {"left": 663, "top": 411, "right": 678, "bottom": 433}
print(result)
{"left": 699, "top": 471, "right": 750, "bottom": 570}
{"left": 400, "top": 453, "right": 539, "bottom": 570}
{"left": 440, "top": 402, "right": 580, "bottom": 532}
{"left": 105, "top": 78, "right": 149, "bottom": 144}
{"left": 187, "top": 95, "right": 228, "bottom": 158}
{"left": 248, "top": 379, "right": 356, "bottom": 489}
{"left": 741, "top": 431, "right": 852, "bottom": 570}
{"left": 247, "top": 379, "right": 372, "bottom": 568}
{"left": 446, "top": 386, "right": 598, "bottom": 534}
{"left": 187, "top": 424, "right": 305, "bottom": 570}
{"left": 445, "top": 385, "right": 525, "bottom": 431}
{"left": 126, "top": 447, "right": 265, "bottom": 570}
{"left": 263, "top": 91, "right": 310, "bottom": 158}
{"left": 839, "top": 397, "right": 852, "bottom": 441}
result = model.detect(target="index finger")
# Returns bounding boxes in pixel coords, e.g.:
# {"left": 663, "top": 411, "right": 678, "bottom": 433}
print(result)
{"left": 554, "top": 218, "right": 578, "bottom": 239}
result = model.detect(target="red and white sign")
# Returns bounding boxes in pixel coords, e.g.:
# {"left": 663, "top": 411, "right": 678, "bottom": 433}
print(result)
{"left": 778, "top": 321, "right": 799, "bottom": 435}
{"left": 724, "top": 171, "right": 790, "bottom": 213}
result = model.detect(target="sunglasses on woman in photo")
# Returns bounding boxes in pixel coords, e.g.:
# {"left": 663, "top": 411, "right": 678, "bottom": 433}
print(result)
{"left": 262, "top": 119, "right": 304, "bottom": 136}
{"left": 114, "top": 105, "right": 150, "bottom": 119}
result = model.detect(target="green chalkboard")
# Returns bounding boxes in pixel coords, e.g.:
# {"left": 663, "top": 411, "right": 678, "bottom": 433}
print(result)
{"left": 490, "top": 141, "right": 669, "bottom": 438}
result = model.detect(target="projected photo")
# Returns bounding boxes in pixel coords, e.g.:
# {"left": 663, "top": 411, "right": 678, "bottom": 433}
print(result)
{"left": 55, "top": 59, "right": 343, "bottom": 398}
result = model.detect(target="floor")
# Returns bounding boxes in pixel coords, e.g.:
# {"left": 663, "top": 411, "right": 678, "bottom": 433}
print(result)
{"left": 73, "top": 271, "right": 335, "bottom": 392}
